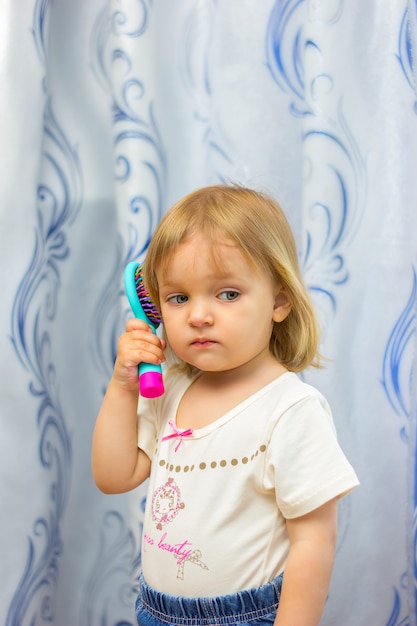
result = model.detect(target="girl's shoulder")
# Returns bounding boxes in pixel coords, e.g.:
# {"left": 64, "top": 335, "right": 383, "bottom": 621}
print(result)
{"left": 150, "top": 364, "right": 200, "bottom": 414}
{"left": 271, "top": 371, "right": 329, "bottom": 406}
{"left": 164, "top": 363, "right": 200, "bottom": 389}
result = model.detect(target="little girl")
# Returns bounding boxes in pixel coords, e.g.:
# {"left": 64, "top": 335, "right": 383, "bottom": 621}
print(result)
{"left": 92, "top": 184, "right": 359, "bottom": 626}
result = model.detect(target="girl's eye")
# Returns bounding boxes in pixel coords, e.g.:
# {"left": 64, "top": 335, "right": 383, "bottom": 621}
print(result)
{"left": 218, "top": 290, "right": 239, "bottom": 301}
{"left": 167, "top": 294, "right": 188, "bottom": 304}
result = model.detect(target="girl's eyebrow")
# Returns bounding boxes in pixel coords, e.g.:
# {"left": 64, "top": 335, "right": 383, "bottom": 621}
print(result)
{"left": 159, "top": 279, "right": 237, "bottom": 296}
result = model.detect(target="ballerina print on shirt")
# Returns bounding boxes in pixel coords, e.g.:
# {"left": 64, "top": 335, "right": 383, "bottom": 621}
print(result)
{"left": 149, "top": 476, "right": 209, "bottom": 580}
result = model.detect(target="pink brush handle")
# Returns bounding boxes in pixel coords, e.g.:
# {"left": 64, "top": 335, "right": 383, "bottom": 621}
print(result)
{"left": 139, "top": 370, "right": 165, "bottom": 398}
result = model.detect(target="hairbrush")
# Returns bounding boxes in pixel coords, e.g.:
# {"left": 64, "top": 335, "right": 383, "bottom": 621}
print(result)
{"left": 124, "top": 261, "right": 165, "bottom": 398}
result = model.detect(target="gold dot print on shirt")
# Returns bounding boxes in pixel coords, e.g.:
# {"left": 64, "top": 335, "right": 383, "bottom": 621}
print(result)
{"left": 157, "top": 444, "right": 267, "bottom": 473}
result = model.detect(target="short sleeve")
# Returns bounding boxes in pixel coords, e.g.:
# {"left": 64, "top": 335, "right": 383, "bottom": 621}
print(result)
{"left": 264, "top": 390, "right": 359, "bottom": 519}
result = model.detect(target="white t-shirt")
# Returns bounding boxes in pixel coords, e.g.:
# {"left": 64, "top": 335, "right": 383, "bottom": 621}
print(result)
{"left": 137, "top": 368, "right": 359, "bottom": 597}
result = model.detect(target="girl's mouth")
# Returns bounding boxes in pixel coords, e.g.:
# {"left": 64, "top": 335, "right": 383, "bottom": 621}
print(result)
{"left": 191, "top": 338, "right": 216, "bottom": 348}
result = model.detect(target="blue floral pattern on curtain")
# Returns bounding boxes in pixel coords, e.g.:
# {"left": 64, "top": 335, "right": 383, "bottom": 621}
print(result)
{"left": 1, "top": 1, "right": 417, "bottom": 625}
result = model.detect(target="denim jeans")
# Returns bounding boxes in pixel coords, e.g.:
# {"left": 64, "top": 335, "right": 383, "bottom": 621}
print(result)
{"left": 135, "top": 574, "right": 283, "bottom": 626}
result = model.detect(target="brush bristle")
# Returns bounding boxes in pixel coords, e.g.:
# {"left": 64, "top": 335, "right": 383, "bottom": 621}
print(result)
{"left": 134, "top": 264, "right": 162, "bottom": 327}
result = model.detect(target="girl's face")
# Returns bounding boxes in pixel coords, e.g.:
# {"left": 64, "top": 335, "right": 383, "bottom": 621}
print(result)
{"left": 156, "top": 234, "right": 290, "bottom": 378}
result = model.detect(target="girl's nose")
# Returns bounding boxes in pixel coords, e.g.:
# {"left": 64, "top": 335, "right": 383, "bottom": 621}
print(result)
{"left": 187, "top": 300, "right": 214, "bottom": 327}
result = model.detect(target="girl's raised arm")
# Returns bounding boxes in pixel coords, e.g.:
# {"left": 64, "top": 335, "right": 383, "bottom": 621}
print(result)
{"left": 91, "top": 318, "right": 165, "bottom": 493}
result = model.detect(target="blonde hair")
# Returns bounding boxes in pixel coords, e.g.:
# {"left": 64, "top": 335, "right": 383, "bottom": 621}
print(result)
{"left": 143, "top": 184, "right": 321, "bottom": 372}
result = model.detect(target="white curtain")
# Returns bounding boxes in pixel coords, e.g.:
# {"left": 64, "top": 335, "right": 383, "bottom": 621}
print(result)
{"left": 1, "top": 1, "right": 416, "bottom": 624}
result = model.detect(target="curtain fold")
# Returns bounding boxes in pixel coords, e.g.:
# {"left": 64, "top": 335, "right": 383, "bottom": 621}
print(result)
{"left": 1, "top": 1, "right": 416, "bottom": 625}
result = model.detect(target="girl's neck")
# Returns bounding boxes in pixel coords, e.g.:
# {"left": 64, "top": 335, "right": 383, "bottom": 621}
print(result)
{"left": 176, "top": 358, "right": 288, "bottom": 430}
{"left": 198, "top": 357, "right": 287, "bottom": 389}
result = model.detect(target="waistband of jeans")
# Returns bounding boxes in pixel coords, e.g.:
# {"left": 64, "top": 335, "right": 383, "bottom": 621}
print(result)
{"left": 137, "top": 573, "right": 283, "bottom": 624}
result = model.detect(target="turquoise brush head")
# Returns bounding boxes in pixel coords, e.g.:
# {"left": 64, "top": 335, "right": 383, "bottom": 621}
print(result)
{"left": 124, "top": 261, "right": 164, "bottom": 398}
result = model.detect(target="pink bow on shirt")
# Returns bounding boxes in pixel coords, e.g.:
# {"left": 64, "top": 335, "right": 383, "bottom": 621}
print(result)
{"left": 161, "top": 420, "right": 194, "bottom": 452}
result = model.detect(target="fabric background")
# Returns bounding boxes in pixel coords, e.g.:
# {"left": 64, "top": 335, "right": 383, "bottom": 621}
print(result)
{"left": 1, "top": 1, "right": 416, "bottom": 625}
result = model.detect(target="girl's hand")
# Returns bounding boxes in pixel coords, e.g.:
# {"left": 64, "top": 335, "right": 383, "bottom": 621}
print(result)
{"left": 113, "top": 318, "right": 166, "bottom": 391}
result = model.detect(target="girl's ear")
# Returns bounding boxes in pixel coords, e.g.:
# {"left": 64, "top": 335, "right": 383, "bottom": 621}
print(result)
{"left": 273, "top": 287, "right": 291, "bottom": 323}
